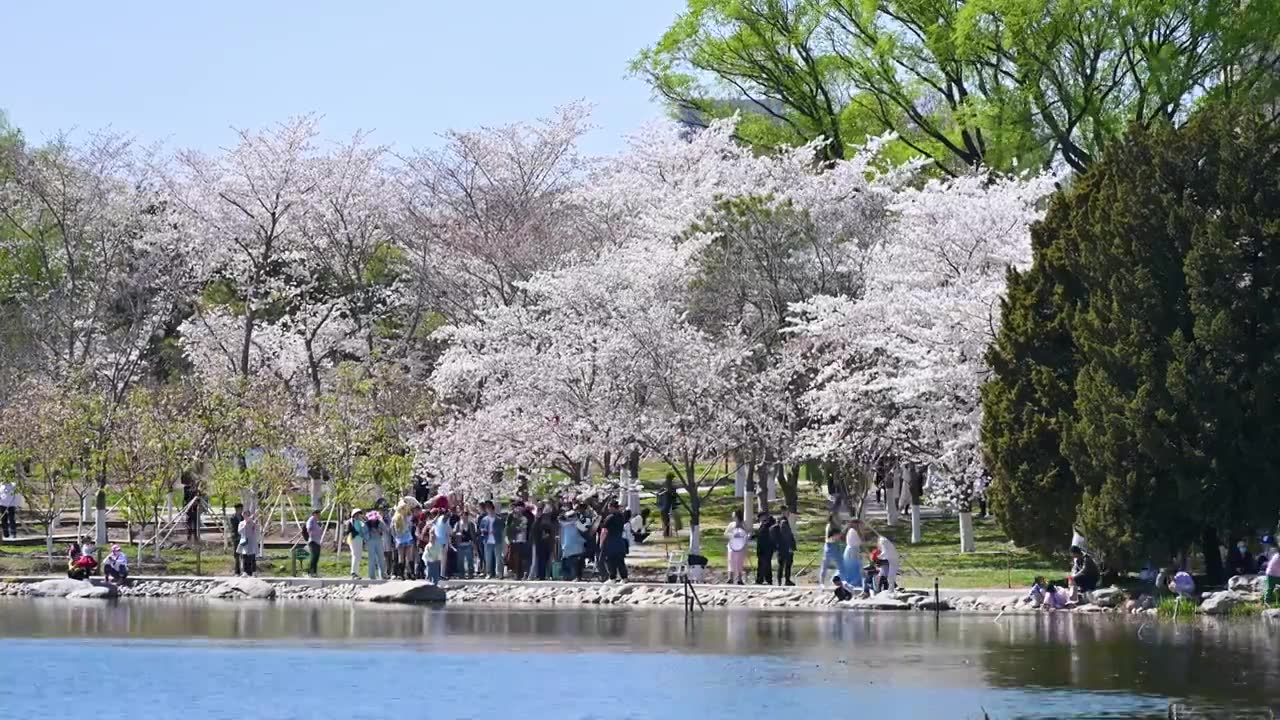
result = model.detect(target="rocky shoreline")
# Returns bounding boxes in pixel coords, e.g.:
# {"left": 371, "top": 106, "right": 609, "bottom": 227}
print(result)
{"left": 2, "top": 575, "right": 1278, "bottom": 622}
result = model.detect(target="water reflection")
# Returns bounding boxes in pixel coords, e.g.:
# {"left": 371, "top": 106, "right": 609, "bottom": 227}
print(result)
{"left": 1, "top": 598, "right": 1277, "bottom": 713}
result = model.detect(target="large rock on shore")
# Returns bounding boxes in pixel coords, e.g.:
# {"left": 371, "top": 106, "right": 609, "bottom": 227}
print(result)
{"left": 1263, "top": 608, "right": 1280, "bottom": 622}
{"left": 1090, "top": 586, "right": 1126, "bottom": 608}
{"left": 206, "top": 577, "right": 277, "bottom": 600}
{"left": 356, "top": 580, "right": 446, "bottom": 605}
{"left": 846, "top": 595, "right": 912, "bottom": 610}
{"left": 1198, "top": 590, "right": 1248, "bottom": 615}
{"left": 29, "top": 579, "right": 119, "bottom": 599}
{"left": 1228, "top": 575, "right": 1263, "bottom": 593}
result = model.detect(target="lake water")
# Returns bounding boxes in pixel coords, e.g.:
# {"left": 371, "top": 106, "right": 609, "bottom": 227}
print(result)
{"left": 1, "top": 598, "right": 1277, "bottom": 719}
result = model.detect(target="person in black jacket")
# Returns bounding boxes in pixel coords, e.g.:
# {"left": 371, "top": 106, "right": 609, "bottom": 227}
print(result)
{"left": 772, "top": 508, "right": 797, "bottom": 586}
{"left": 658, "top": 474, "right": 678, "bottom": 538}
{"left": 755, "top": 511, "right": 776, "bottom": 585}
{"left": 532, "top": 503, "right": 558, "bottom": 580}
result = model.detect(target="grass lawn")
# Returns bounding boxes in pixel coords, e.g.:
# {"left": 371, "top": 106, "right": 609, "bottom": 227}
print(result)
{"left": 2, "top": 461, "right": 1060, "bottom": 589}
{"left": 630, "top": 472, "right": 1059, "bottom": 589}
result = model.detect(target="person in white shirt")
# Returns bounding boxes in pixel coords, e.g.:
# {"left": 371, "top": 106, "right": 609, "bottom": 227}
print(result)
{"left": 724, "top": 510, "right": 749, "bottom": 585}
{"left": 629, "top": 509, "right": 650, "bottom": 544}
{"left": 104, "top": 544, "right": 129, "bottom": 583}
{"left": 0, "top": 480, "right": 17, "bottom": 539}
{"left": 305, "top": 510, "right": 323, "bottom": 577}
{"left": 876, "top": 532, "right": 900, "bottom": 593}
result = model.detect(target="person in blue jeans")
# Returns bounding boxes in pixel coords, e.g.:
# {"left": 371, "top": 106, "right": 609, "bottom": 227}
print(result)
{"left": 453, "top": 510, "right": 477, "bottom": 578}
{"left": 559, "top": 508, "right": 588, "bottom": 581}
{"left": 478, "top": 501, "right": 507, "bottom": 579}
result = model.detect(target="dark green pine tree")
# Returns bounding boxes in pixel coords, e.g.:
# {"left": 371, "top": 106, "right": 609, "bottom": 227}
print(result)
{"left": 980, "top": 189, "right": 1085, "bottom": 555}
{"left": 985, "top": 105, "right": 1280, "bottom": 570}
{"left": 1059, "top": 118, "right": 1201, "bottom": 571}
{"left": 1168, "top": 111, "right": 1280, "bottom": 560}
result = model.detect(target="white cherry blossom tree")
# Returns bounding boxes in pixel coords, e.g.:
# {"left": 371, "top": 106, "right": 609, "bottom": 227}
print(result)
{"left": 787, "top": 173, "right": 1055, "bottom": 548}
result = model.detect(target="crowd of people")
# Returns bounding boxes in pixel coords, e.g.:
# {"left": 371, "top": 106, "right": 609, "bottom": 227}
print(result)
{"left": 334, "top": 495, "right": 651, "bottom": 584}
{"left": 814, "top": 515, "right": 900, "bottom": 600}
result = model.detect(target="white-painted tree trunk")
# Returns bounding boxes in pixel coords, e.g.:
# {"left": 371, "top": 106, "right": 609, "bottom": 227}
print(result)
{"left": 626, "top": 474, "right": 641, "bottom": 516}
{"left": 309, "top": 475, "right": 323, "bottom": 512}
{"left": 959, "top": 511, "right": 975, "bottom": 553}
{"left": 95, "top": 505, "right": 107, "bottom": 546}
{"left": 910, "top": 503, "right": 922, "bottom": 544}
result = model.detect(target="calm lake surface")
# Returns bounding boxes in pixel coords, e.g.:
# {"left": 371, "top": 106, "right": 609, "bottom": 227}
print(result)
{"left": 1, "top": 598, "right": 1277, "bottom": 719}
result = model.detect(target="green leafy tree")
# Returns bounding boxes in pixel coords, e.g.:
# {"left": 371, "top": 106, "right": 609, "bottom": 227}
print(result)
{"left": 0, "top": 380, "right": 83, "bottom": 559}
{"left": 109, "top": 385, "right": 197, "bottom": 556}
{"left": 637, "top": 0, "right": 1279, "bottom": 173}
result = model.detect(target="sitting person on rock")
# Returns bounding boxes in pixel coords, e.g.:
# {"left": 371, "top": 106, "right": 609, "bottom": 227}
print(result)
{"left": 1068, "top": 545, "right": 1099, "bottom": 600}
{"left": 1042, "top": 581, "right": 1068, "bottom": 611}
{"left": 66, "top": 540, "right": 98, "bottom": 580}
{"left": 831, "top": 575, "right": 855, "bottom": 602}
{"left": 1025, "top": 576, "right": 1048, "bottom": 608}
{"left": 103, "top": 544, "right": 129, "bottom": 584}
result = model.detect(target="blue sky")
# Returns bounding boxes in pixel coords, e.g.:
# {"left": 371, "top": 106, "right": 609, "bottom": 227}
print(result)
{"left": 5, "top": 1, "right": 687, "bottom": 154}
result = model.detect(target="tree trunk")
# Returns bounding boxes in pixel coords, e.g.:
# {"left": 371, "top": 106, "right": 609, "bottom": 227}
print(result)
{"left": 743, "top": 461, "right": 756, "bottom": 526}
{"left": 95, "top": 483, "right": 108, "bottom": 546}
{"left": 685, "top": 459, "right": 701, "bottom": 554}
{"left": 887, "top": 470, "right": 901, "bottom": 526}
{"left": 309, "top": 472, "right": 323, "bottom": 512}
{"left": 910, "top": 503, "right": 923, "bottom": 544}
{"left": 779, "top": 464, "right": 800, "bottom": 512}
{"left": 959, "top": 511, "right": 975, "bottom": 553}
{"left": 1202, "top": 526, "right": 1224, "bottom": 586}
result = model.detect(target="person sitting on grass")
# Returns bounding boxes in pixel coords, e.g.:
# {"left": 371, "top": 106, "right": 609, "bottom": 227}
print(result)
{"left": 103, "top": 545, "right": 129, "bottom": 584}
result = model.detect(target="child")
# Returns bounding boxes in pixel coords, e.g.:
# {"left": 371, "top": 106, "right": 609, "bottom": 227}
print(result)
{"left": 1042, "top": 581, "right": 1067, "bottom": 611}
{"left": 831, "top": 575, "right": 854, "bottom": 602}
{"left": 1026, "top": 576, "right": 1047, "bottom": 608}
{"left": 423, "top": 534, "right": 444, "bottom": 585}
